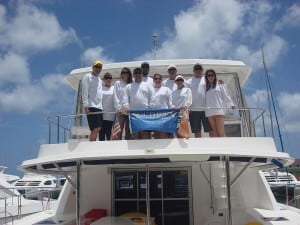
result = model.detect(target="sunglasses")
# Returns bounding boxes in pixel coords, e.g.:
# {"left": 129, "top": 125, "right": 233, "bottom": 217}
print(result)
{"left": 121, "top": 71, "right": 129, "bottom": 74}
{"left": 168, "top": 68, "right": 176, "bottom": 71}
{"left": 105, "top": 77, "right": 112, "bottom": 80}
{"left": 94, "top": 66, "right": 102, "bottom": 69}
{"left": 154, "top": 77, "right": 162, "bottom": 80}
{"left": 176, "top": 79, "right": 184, "bottom": 82}
{"left": 194, "top": 67, "right": 202, "bottom": 71}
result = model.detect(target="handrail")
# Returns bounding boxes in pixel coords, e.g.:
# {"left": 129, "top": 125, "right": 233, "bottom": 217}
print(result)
{"left": 0, "top": 209, "right": 14, "bottom": 224}
{"left": 45, "top": 107, "right": 266, "bottom": 144}
{"left": 0, "top": 186, "right": 61, "bottom": 223}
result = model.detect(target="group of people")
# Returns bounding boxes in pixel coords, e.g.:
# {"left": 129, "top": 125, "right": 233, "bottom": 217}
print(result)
{"left": 81, "top": 60, "right": 235, "bottom": 141}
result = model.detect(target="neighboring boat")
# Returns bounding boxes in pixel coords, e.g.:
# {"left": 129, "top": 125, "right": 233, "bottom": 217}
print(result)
{"left": 263, "top": 170, "right": 300, "bottom": 208}
{"left": 12, "top": 59, "right": 300, "bottom": 225}
{"left": 13, "top": 173, "right": 64, "bottom": 200}
{"left": 0, "top": 168, "right": 57, "bottom": 224}
{"left": 0, "top": 166, "right": 20, "bottom": 184}
{"left": 263, "top": 170, "right": 300, "bottom": 187}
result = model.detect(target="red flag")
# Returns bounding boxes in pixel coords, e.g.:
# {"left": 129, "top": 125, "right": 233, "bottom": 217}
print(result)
{"left": 111, "top": 116, "right": 121, "bottom": 140}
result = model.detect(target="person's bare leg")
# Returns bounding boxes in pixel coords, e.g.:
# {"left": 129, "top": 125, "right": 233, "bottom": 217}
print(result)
{"left": 215, "top": 115, "right": 225, "bottom": 137}
{"left": 90, "top": 127, "right": 101, "bottom": 141}
{"left": 140, "top": 131, "right": 151, "bottom": 139}
{"left": 124, "top": 117, "right": 131, "bottom": 140}
{"left": 194, "top": 131, "right": 202, "bottom": 138}
{"left": 133, "top": 132, "right": 139, "bottom": 139}
{"left": 208, "top": 117, "right": 217, "bottom": 137}
{"left": 118, "top": 114, "right": 125, "bottom": 140}
{"left": 160, "top": 132, "right": 169, "bottom": 139}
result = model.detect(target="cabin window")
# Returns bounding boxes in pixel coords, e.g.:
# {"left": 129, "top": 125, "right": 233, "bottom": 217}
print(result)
{"left": 112, "top": 168, "right": 192, "bottom": 225}
{"left": 44, "top": 180, "right": 52, "bottom": 185}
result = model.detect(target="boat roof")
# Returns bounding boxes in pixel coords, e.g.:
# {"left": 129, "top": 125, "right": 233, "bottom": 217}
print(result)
{"left": 65, "top": 59, "right": 252, "bottom": 90}
{"left": 19, "top": 137, "right": 293, "bottom": 174}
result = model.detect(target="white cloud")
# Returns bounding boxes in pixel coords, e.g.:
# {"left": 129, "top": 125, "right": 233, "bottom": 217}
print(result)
{"left": 0, "top": 73, "right": 71, "bottom": 114}
{"left": 0, "top": 2, "right": 79, "bottom": 54}
{"left": 137, "top": 0, "right": 286, "bottom": 71}
{"left": 275, "top": 3, "right": 300, "bottom": 30}
{"left": 246, "top": 89, "right": 268, "bottom": 108}
{"left": 0, "top": 2, "right": 79, "bottom": 114}
{"left": 277, "top": 92, "right": 300, "bottom": 133}
{"left": 0, "top": 52, "right": 31, "bottom": 85}
{"left": 246, "top": 90, "right": 300, "bottom": 135}
{"left": 0, "top": 4, "right": 6, "bottom": 28}
{"left": 81, "top": 46, "right": 114, "bottom": 66}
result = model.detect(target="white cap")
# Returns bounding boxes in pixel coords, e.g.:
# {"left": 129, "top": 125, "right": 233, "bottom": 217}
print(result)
{"left": 167, "top": 64, "right": 177, "bottom": 70}
{"left": 175, "top": 75, "right": 184, "bottom": 81}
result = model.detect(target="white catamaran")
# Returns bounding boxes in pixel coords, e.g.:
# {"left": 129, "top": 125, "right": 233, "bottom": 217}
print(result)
{"left": 11, "top": 59, "right": 300, "bottom": 225}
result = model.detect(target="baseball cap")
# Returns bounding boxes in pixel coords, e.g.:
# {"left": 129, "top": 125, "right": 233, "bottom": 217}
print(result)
{"left": 167, "top": 64, "right": 177, "bottom": 70}
{"left": 175, "top": 75, "right": 184, "bottom": 81}
{"left": 93, "top": 60, "right": 103, "bottom": 67}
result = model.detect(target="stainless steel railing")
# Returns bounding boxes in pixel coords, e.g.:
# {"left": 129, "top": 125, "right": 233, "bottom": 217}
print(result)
{"left": 46, "top": 107, "right": 266, "bottom": 144}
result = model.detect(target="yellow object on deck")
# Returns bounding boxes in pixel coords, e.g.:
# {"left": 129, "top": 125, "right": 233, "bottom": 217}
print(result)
{"left": 120, "top": 212, "right": 156, "bottom": 225}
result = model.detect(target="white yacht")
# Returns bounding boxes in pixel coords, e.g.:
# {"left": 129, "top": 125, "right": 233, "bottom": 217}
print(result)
{"left": 0, "top": 166, "right": 20, "bottom": 184}
{"left": 0, "top": 167, "right": 57, "bottom": 224}
{"left": 13, "top": 173, "right": 65, "bottom": 200}
{"left": 12, "top": 59, "right": 300, "bottom": 225}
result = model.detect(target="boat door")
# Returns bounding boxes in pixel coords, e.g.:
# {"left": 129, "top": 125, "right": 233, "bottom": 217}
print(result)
{"left": 112, "top": 167, "right": 192, "bottom": 225}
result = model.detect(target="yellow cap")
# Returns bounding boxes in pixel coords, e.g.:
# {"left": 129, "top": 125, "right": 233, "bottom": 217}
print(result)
{"left": 92, "top": 60, "right": 103, "bottom": 67}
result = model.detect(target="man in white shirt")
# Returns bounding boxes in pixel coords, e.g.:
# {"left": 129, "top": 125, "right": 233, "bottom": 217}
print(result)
{"left": 186, "top": 63, "right": 212, "bottom": 137}
{"left": 81, "top": 60, "right": 103, "bottom": 141}
{"left": 123, "top": 67, "right": 155, "bottom": 139}
{"left": 163, "top": 64, "right": 178, "bottom": 91}
{"left": 141, "top": 62, "right": 153, "bottom": 84}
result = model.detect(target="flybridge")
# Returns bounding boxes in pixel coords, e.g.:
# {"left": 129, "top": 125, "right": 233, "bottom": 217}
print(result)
{"left": 65, "top": 59, "right": 252, "bottom": 90}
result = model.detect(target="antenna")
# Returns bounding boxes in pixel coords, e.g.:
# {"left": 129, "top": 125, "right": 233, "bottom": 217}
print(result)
{"left": 261, "top": 45, "right": 285, "bottom": 152}
{"left": 152, "top": 33, "right": 158, "bottom": 60}
{"left": 261, "top": 46, "right": 274, "bottom": 138}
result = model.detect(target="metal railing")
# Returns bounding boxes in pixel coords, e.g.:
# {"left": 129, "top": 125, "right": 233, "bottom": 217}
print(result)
{"left": 46, "top": 107, "right": 266, "bottom": 144}
{"left": 0, "top": 186, "right": 61, "bottom": 223}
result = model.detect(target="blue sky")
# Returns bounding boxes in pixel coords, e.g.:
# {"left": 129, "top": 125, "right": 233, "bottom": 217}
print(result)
{"left": 0, "top": 0, "right": 300, "bottom": 176}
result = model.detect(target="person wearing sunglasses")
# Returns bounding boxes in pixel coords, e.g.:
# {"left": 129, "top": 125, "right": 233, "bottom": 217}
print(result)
{"left": 205, "top": 69, "right": 235, "bottom": 137}
{"left": 186, "top": 63, "right": 212, "bottom": 138}
{"left": 172, "top": 75, "right": 192, "bottom": 109}
{"left": 151, "top": 73, "right": 173, "bottom": 139}
{"left": 163, "top": 64, "right": 178, "bottom": 91}
{"left": 99, "top": 73, "right": 115, "bottom": 141}
{"left": 172, "top": 75, "right": 192, "bottom": 138}
{"left": 113, "top": 67, "right": 133, "bottom": 140}
{"left": 81, "top": 60, "right": 103, "bottom": 141}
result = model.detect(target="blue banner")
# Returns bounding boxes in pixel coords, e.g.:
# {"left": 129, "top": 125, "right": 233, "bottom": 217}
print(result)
{"left": 130, "top": 109, "right": 179, "bottom": 133}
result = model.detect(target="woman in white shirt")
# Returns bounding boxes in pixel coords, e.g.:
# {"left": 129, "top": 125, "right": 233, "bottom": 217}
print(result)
{"left": 99, "top": 73, "right": 115, "bottom": 141}
{"left": 113, "top": 67, "right": 133, "bottom": 140}
{"left": 152, "top": 73, "right": 173, "bottom": 139}
{"left": 205, "top": 69, "right": 235, "bottom": 137}
{"left": 172, "top": 75, "right": 192, "bottom": 109}
{"left": 172, "top": 75, "right": 192, "bottom": 138}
